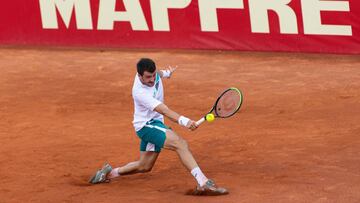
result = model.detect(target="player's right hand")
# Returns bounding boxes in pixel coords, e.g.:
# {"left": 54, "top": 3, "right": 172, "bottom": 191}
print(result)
{"left": 186, "top": 120, "right": 198, "bottom": 131}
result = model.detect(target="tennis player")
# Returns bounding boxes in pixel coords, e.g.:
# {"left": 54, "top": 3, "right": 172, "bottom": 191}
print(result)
{"left": 89, "top": 58, "right": 228, "bottom": 195}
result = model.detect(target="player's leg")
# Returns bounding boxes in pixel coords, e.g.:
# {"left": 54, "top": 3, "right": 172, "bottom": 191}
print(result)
{"left": 163, "top": 130, "right": 207, "bottom": 186}
{"left": 107, "top": 151, "right": 159, "bottom": 179}
{"left": 163, "top": 130, "right": 198, "bottom": 171}
{"left": 120, "top": 151, "right": 160, "bottom": 174}
{"left": 164, "top": 129, "right": 228, "bottom": 195}
{"left": 89, "top": 151, "right": 159, "bottom": 183}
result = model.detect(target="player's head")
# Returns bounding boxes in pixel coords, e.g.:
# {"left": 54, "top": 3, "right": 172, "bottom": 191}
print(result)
{"left": 137, "top": 58, "right": 156, "bottom": 87}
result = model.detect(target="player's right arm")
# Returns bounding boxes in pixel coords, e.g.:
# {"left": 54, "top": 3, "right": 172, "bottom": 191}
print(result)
{"left": 133, "top": 92, "right": 197, "bottom": 130}
{"left": 154, "top": 103, "right": 198, "bottom": 130}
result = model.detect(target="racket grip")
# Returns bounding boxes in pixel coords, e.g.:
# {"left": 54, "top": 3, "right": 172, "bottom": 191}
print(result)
{"left": 195, "top": 117, "right": 206, "bottom": 126}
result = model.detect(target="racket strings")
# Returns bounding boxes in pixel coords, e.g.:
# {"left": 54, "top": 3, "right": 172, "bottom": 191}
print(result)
{"left": 215, "top": 89, "right": 241, "bottom": 118}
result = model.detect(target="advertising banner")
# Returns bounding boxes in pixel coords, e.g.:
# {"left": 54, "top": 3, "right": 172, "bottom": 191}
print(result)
{"left": 0, "top": 0, "right": 359, "bottom": 54}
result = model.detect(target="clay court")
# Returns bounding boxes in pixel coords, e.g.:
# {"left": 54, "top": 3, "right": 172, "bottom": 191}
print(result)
{"left": 0, "top": 47, "right": 359, "bottom": 202}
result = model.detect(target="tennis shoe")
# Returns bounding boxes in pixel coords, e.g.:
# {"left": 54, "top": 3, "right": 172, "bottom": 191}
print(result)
{"left": 190, "top": 179, "right": 229, "bottom": 196}
{"left": 89, "top": 163, "right": 112, "bottom": 184}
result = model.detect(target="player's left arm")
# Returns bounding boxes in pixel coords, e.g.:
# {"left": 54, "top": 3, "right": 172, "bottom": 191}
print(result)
{"left": 157, "top": 65, "right": 177, "bottom": 78}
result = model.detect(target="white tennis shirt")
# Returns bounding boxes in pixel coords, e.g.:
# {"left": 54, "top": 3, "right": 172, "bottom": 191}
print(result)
{"left": 132, "top": 73, "right": 164, "bottom": 131}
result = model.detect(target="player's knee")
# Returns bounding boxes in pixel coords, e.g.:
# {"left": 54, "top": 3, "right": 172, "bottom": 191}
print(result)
{"left": 138, "top": 164, "right": 153, "bottom": 173}
{"left": 175, "top": 138, "right": 188, "bottom": 151}
{"left": 182, "top": 139, "right": 189, "bottom": 149}
{"left": 165, "top": 131, "right": 188, "bottom": 151}
{"left": 140, "top": 167, "right": 153, "bottom": 173}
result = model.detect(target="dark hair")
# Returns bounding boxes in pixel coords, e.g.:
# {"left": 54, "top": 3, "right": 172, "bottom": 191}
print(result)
{"left": 137, "top": 58, "right": 156, "bottom": 76}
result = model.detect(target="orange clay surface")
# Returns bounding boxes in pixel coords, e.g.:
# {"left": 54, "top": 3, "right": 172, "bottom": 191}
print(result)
{"left": 0, "top": 47, "right": 360, "bottom": 203}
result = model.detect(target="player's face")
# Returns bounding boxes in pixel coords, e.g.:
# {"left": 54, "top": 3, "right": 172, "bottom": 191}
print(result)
{"left": 139, "top": 71, "right": 156, "bottom": 87}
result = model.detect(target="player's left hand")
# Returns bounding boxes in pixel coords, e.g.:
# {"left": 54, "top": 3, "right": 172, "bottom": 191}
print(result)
{"left": 165, "top": 65, "right": 177, "bottom": 78}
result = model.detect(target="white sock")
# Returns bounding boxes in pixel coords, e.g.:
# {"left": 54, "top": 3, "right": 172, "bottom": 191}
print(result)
{"left": 108, "top": 167, "right": 120, "bottom": 179}
{"left": 191, "top": 167, "right": 208, "bottom": 186}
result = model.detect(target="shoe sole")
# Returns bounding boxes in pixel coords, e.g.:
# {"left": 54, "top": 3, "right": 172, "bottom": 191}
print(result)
{"left": 186, "top": 188, "right": 229, "bottom": 196}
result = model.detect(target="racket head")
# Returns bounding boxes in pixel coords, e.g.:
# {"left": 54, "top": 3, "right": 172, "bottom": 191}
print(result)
{"left": 213, "top": 87, "right": 243, "bottom": 118}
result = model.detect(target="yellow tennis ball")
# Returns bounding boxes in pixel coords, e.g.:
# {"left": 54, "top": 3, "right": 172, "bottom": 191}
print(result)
{"left": 206, "top": 113, "right": 215, "bottom": 122}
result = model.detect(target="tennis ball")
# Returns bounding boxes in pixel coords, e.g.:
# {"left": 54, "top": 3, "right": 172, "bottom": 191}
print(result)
{"left": 206, "top": 113, "right": 215, "bottom": 122}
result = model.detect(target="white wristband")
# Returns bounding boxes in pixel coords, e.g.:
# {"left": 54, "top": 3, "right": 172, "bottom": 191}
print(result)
{"left": 161, "top": 70, "right": 171, "bottom": 78}
{"left": 178, "top": 116, "right": 190, "bottom": 127}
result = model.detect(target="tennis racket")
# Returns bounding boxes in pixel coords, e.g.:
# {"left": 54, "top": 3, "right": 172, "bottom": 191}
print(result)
{"left": 195, "top": 87, "right": 243, "bottom": 126}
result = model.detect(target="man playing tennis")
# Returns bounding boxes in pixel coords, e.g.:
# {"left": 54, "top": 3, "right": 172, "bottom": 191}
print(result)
{"left": 89, "top": 58, "right": 228, "bottom": 195}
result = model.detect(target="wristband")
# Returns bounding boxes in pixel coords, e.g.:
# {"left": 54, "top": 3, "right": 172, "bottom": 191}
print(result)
{"left": 178, "top": 116, "right": 190, "bottom": 127}
{"left": 161, "top": 70, "right": 171, "bottom": 78}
